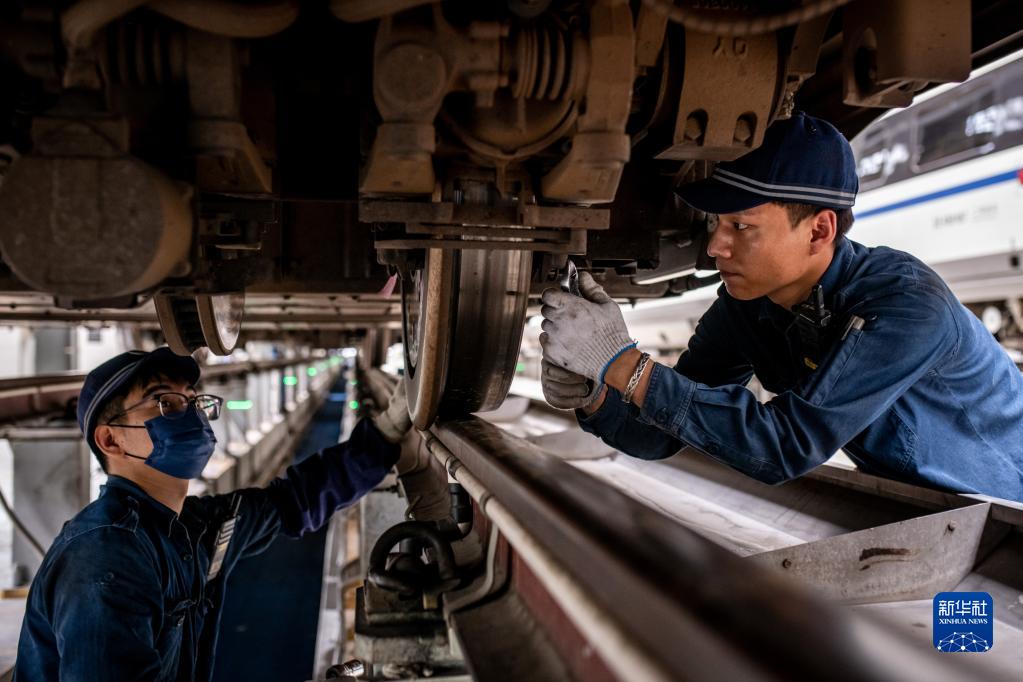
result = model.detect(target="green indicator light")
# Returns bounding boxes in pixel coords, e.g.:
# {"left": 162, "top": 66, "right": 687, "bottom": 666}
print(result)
{"left": 307, "top": 367, "right": 318, "bottom": 377}
{"left": 283, "top": 376, "right": 298, "bottom": 386}
{"left": 515, "top": 362, "right": 526, "bottom": 373}
{"left": 348, "top": 400, "right": 360, "bottom": 410}
{"left": 349, "top": 380, "right": 359, "bottom": 386}
{"left": 226, "top": 400, "right": 253, "bottom": 411}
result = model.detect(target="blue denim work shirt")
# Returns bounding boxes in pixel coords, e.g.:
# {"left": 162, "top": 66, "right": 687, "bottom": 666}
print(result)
{"left": 580, "top": 238, "right": 1023, "bottom": 501}
{"left": 15, "top": 417, "right": 398, "bottom": 681}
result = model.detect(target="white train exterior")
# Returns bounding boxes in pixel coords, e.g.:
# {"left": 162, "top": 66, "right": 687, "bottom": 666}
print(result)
{"left": 850, "top": 55, "right": 1023, "bottom": 341}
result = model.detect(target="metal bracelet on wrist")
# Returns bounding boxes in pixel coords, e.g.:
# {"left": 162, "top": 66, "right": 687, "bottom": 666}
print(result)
{"left": 622, "top": 352, "right": 651, "bottom": 404}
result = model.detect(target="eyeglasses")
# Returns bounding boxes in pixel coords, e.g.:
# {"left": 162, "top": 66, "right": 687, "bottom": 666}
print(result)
{"left": 105, "top": 392, "right": 224, "bottom": 425}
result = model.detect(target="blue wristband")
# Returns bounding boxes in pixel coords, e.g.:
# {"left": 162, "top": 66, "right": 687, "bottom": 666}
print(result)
{"left": 599, "top": 342, "right": 637, "bottom": 384}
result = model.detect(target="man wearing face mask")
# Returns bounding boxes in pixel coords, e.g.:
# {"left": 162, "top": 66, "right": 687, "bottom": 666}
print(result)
{"left": 14, "top": 347, "right": 412, "bottom": 681}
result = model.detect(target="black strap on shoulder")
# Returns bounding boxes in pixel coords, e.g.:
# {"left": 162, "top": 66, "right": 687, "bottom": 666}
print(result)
{"left": 792, "top": 284, "right": 832, "bottom": 370}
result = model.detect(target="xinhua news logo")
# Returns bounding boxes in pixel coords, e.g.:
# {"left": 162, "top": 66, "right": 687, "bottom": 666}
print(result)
{"left": 933, "top": 592, "right": 993, "bottom": 652}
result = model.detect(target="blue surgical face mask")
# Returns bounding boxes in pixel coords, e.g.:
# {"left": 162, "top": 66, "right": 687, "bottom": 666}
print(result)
{"left": 125, "top": 409, "right": 217, "bottom": 479}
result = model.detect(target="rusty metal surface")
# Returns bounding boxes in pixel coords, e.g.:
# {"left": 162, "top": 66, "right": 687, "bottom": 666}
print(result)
{"left": 541, "top": 0, "right": 633, "bottom": 203}
{"left": 842, "top": 0, "right": 971, "bottom": 108}
{"left": 186, "top": 30, "right": 272, "bottom": 193}
{"left": 659, "top": 30, "right": 780, "bottom": 162}
{"left": 361, "top": 7, "right": 505, "bottom": 195}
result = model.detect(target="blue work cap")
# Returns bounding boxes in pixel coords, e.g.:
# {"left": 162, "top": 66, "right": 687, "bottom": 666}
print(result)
{"left": 675, "top": 111, "right": 858, "bottom": 214}
{"left": 77, "top": 347, "right": 201, "bottom": 456}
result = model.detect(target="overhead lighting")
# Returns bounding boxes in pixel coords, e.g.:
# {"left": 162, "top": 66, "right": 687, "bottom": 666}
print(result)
{"left": 695, "top": 269, "right": 719, "bottom": 278}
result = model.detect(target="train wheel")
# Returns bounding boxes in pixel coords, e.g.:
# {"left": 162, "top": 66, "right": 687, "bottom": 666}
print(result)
{"left": 154, "top": 293, "right": 245, "bottom": 356}
{"left": 402, "top": 248, "right": 531, "bottom": 429}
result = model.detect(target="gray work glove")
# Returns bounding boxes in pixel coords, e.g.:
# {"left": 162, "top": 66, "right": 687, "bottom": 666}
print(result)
{"left": 372, "top": 380, "right": 413, "bottom": 444}
{"left": 540, "top": 271, "right": 634, "bottom": 383}
{"left": 541, "top": 360, "right": 602, "bottom": 410}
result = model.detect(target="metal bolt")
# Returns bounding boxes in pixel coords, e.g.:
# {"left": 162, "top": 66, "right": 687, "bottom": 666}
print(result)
{"left": 781, "top": 558, "right": 792, "bottom": 569}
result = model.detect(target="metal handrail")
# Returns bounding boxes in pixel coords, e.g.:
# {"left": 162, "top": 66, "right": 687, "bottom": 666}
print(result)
{"left": 0, "top": 355, "right": 325, "bottom": 423}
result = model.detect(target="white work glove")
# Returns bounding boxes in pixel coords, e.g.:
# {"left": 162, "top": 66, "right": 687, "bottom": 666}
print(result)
{"left": 539, "top": 271, "right": 634, "bottom": 383}
{"left": 541, "top": 359, "right": 602, "bottom": 410}
{"left": 372, "top": 381, "right": 413, "bottom": 444}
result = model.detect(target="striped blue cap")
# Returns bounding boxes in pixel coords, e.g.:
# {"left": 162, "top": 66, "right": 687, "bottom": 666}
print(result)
{"left": 77, "top": 348, "right": 200, "bottom": 456}
{"left": 676, "top": 111, "right": 858, "bottom": 214}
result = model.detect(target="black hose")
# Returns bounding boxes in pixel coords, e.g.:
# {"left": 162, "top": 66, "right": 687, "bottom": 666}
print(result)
{"left": 643, "top": 0, "right": 852, "bottom": 37}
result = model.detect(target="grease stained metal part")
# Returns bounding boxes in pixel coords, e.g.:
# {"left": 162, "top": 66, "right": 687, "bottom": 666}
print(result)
{"left": 859, "top": 547, "right": 912, "bottom": 561}
{"left": 749, "top": 504, "right": 1001, "bottom": 604}
{"left": 0, "top": 0, "right": 1010, "bottom": 356}
{"left": 403, "top": 248, "right": 529, "bottom": 428}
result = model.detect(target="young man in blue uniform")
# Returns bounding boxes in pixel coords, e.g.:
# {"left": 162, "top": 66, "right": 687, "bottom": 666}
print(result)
{"left": 15, "top": 347, "right": 412, "bottom": 680}
{"left": 539, "top": 112, "right": 1023, "bottom": 502}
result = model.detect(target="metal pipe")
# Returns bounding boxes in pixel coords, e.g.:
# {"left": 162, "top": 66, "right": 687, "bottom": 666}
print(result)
{"left": 329, "top": 0, "right": 434, "bottom": 23}
{"left": 62, "top": 0, "right": 299, "bottom": 51}
{"left": 0, "top": 311, "right": 401, "bottom": 325}
{"left": 0, "top": 357, "right": 323, "bottom": 423}
{"left": 641, "top": 0, "right": 853, "bottom": 37}
{"left": 0, "top": 483, "right": 45, "bottom": 559}
{"left": 420, "top": 429, "right": 673, "bottom": 682}
{"left": 62, "top": 0, "right": 149, "bottom": 50}
{"left": 148, "top": 0, "right": 300, "bottom": 38}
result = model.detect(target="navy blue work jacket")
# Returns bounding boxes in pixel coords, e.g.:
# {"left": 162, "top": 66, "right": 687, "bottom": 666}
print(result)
{"left": 14, "top": 417, "right": 398, "bottom": 681}
{"left": 580, "top": 239, "right": 1023, "bottom": 501}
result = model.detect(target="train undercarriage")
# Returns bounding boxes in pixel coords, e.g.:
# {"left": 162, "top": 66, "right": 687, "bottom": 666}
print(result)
{"left": 1, "top": 0, "right": 1021, "bottom": 427}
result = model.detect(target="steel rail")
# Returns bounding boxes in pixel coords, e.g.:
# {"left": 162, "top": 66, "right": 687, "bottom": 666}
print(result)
{"left": 420, "top": 428, "right": 676, "bottom": 682}
{"left": 420, "top": 413, "right": 987, "bottom": 682}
